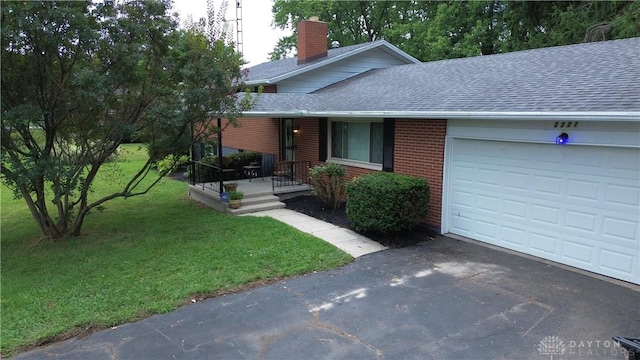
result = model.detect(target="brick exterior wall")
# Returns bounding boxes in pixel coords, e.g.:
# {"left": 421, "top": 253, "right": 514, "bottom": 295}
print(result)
{"left": 293, "top": 118, "right": 320, "bottom": 166}
{"left": 394, "top": 119, "right": 447, "bottom": 229}
{"left": 292, "top": 118, "right": 447, "bottom": 231}
{"left": 297, "top": 20, "right": 328, "bottom": 64}
{"left": 262, "top": 85, "right": 277, "bottom": 93}
{"left": 221, "top": 117, "right": 281, "bottom": 160}
{"left": 219, "top": 117, "right": 447, "bottom": 230}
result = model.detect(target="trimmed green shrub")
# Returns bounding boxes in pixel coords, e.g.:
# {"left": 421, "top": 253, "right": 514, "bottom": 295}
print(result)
{"left": 228, "top": 151, "right": 262, "bottom": 166}
{"left": 346, "top": 172, "right": 429, "bottom": 234}
{"left": 309, "top": 163, "right": 346, "bottom": 210}
{"left": 156, "top": 154, "right": 189, "bottom": 176}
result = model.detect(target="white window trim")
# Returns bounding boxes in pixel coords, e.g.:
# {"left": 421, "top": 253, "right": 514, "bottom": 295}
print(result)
{"left": 327, "top": 157, "right": 383, "bottom": 171}
{"left": 328, "top": 118, "right": 384, "bottom": 170}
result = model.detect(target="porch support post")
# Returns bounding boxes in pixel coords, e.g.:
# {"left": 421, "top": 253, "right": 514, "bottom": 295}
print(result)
{"left": 218, "top": 117, "right": 223, "bottom": 193}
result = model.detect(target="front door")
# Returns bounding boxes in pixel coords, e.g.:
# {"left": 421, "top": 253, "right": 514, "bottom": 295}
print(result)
{"left": 281, "top": 119, "right": 295, "bottom": 161}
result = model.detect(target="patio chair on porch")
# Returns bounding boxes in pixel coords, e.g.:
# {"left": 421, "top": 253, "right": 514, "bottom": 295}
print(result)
{"left": 272, "top": 160, "right": 294, "bottom": 180}
{"left": 214, "top": 156, "right": 239, "bottom": 181}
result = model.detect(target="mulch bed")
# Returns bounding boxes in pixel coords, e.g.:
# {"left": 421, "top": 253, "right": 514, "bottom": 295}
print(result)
{"left": 282, "top": 195, "right": 437, "bottom": 248}
{"left": 170, "top": 170, "right": 435, "bottom": 248}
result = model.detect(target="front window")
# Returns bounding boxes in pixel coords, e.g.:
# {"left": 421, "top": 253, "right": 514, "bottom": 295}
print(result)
{"left": 330, "top": 120, "right": 383, "bottom": 165}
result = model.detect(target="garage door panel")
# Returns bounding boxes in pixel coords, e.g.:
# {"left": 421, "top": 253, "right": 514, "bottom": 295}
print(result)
{"left": 503, "top": 171, "right": 530, "bottom": 192}
{"left": 535, "top": 146, "right": 563, "bottom": 165}
{"left": 562, "top": 240, "right": 594, "bottom": 265}
{"left": 605, "top": 183, "right": 639, "bottom": 207}
{"left": 473, "top": 172, "right": 639, "bottom": 212}
{"left": 476, "top": 168, "right": 501, "bottom": 188}
{"left": 502, "top": 199, "right": 528, "bottom": 220}
{"left": 565, "top": 146, "right": 605, "bottom": 169}
{"left": 602, "top": 217, "right": 639, "bottom": 243}
{"left": 566, "top": 176, "right": 638, "bottom": 210}
{"left": 476, "top": 194, "right": 499, "bottom": 214}
{"left": 599, "top": 250, "right": 636, "bottom": 282}
{"left": 449, "top": 213, "right": 473, "bottom": 236}
{"left": 567, "top": 178, "right": 600, "bottom": 201}
{"left": 564, "top": 209, "right": 598, "bottom": 233}
{"left": 531, "top": 204, "right": 561, "bottom": 227}
{"left": 501, "top": 226, "right": 527, "bottom": 248}
{"left": 533, "top": 174, "right": 563, "bottom": 197}
{"left": 451, "top": 164, "right": 475, "bottom": 184}
{"left": 529, "top": 232, "right": 559, "bottom": 255}
{"left": 455, "top": 185, "right": 638, "bottom": 239}
{"left": 502, "top": 199, "right": 527, "bottom": 221}
{"left": 448, "top": 139, "right": 640, "bottom": 284}
{"left": 608, "top": 147, "right": 640, "bottom": 173}
{"left": 504, "top": 143, "right": 531, "bottom": 161}
{"left": 474, "top": 219, "right": 499, "bottom": 240}
{"left": 451, "top": 189, "right": 474, "bottom": 209}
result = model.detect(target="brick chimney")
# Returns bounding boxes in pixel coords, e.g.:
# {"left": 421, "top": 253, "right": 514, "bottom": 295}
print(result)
{"left": 297, "top": 17, "right": 328, "bottom": 65}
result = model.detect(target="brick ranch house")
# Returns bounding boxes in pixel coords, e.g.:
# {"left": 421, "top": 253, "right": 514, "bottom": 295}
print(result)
{"left": 209, "top": 20, "right": 639, "bottom": 285}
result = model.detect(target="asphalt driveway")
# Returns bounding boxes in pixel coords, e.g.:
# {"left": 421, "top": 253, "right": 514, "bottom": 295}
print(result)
{"left": 13, "top": 236, "right": 639, "bottom": 360}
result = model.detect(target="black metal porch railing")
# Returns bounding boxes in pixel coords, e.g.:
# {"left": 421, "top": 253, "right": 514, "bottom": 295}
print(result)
{"left": 272, "top": 161, "right": 310, "bottom": 190}
{"left": 189, "top": 160, "right": 230, "bottom": 193}
{"left": 190, "top": 152, "right": 277, "bottom": 193}
{"left": 190, "top": 147, "right": 310, "bottom": 192}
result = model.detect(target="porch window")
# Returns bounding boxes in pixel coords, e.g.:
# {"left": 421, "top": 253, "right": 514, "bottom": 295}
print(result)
{"left": 330, "top": 120, "right": 383, "bottom": 165}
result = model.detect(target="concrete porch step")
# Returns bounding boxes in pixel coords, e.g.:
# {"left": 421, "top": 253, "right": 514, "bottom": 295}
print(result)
{"left": 226, "top": 194, "right": 285, "bottom": 215}
{"left": 188, "top": 183, "right": 307, "bottom": 215}
{"left": 227, "top": 201, "right": 285, "bottom": 215}
{"left": 240, "top": 194, "right": 282, "bottom": 206}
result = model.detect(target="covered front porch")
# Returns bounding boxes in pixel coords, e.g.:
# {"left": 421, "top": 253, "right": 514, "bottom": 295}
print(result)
{"left": 189, "top": 116, "right": 313, "bottom": 215}
{"left": 188, "top": 164, "right": 312, "bottom": 215}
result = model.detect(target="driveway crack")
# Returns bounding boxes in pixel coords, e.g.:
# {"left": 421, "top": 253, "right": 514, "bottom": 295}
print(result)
{"left": 312, "top": 311, "right": 383, "bottom": 360}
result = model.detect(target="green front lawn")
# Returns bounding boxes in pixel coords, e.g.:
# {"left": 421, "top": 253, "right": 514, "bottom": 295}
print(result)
{"left": 0, "top": 144, "right": 353, "bottom": 357}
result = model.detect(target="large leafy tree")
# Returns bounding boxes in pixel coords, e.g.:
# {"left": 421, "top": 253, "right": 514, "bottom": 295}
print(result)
{"left": 1, "top": 0, "right": 254, "bottom": 240}
{"left": 269, "top": 0, "right": 416, "bottom": 59}
{"left": 269, "top": 0, "right": 640, "bottom": 62}
{"left": 500, "top": 1, "right": 640, "bottom": 51}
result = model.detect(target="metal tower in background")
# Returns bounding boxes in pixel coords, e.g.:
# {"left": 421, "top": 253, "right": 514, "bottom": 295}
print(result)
{"left": 235, "top": 0, "right": 243, "bottom": 55}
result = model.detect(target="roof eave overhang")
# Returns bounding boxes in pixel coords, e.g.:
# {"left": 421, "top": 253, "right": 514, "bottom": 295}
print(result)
{"left": 246, "top": 79, "right": 271, "bottom": 86}
{"left": 241, "top": 110, "right": 640, "bottom": 122}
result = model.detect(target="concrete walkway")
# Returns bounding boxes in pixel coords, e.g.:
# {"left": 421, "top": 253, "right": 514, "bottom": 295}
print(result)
{"left": 244, "top": 208, "right": 387, "bottom": 258}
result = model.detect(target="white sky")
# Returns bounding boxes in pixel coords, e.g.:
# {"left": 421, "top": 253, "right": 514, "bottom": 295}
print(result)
{"left": 171, "top": 0, "right": 293, "bottom": 66}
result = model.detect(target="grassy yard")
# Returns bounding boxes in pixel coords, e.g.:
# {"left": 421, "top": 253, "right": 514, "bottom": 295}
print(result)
{"left": 0, "top": 144, "right": 353, "bottom": 357}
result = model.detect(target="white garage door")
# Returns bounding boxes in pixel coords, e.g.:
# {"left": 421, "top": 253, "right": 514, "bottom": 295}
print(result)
{"left": 448, "top": 139, "right": 640, "bottom": 284}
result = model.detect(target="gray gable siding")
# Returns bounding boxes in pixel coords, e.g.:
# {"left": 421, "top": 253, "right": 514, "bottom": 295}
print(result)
{"left": 245, "top": 43, "right": 372, "bottom": 83}
{"left": 277, "top": 47, "right": 410, "bottom": 93}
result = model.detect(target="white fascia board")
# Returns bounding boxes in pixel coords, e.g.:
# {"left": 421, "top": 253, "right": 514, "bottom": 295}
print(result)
{"left": 246, "top": 79, "right": 271, "bottom": 86}
{"left": 246, "top": 41, "right": 420, "bottom": 86}
{"left": 241, "top": 111, "right": 308, "bottom": 118}
{"left": 241, "top": 110, "right": 640, "bottom": 122}
{"left": 374, "top": 40, "right": 421, "bottom": 64}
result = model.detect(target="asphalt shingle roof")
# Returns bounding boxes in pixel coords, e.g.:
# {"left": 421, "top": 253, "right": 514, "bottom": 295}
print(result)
{"left": 246, "top": 37, "right": 640, "bottom": 116}
{"left": 319, "top": 37, "right": 640, "bottom": 113}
